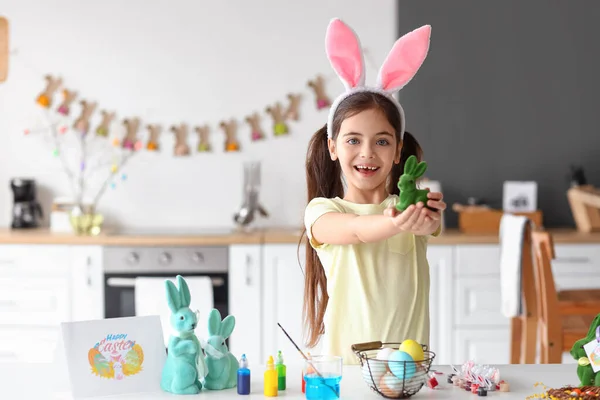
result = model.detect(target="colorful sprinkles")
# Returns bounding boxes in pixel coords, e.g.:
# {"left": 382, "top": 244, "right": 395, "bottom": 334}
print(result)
{"left": 528, "top": 383, "right": 600, "bottom": 400}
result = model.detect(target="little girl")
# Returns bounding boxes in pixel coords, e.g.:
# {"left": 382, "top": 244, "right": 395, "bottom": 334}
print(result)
{"left": 302, "top": 18, "right": 446, "bottom": 364}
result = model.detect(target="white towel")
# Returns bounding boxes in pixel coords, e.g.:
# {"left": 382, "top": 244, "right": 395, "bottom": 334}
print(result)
{"left": 134, "top": 276, "right": 214, "bottom": 346}
{"left": 499, "top": 214, "right": 530, "bottom": 318}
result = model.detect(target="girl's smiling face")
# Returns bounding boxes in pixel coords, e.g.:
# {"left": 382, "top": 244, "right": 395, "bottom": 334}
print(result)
{"left": 328, "top": 108, "right": 401, "bottom": 202}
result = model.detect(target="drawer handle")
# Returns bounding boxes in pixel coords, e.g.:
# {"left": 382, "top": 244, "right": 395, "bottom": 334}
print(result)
{"left": 107, "top": 277, "right": 225, "bottom": 288}
{"left": 245, "top": 255, "right": 252, "bottom": 286}
{"left": 0, "top": 300, "right": 16, "bottom": 309}
{"left": 0, "top": 351, "right": 17, "bottom": 359}
{"left": 554, "top": 257, "right": 591, "bottom": 264}
{"left": 0, "top": 260, "right": 15, "bottom": 267}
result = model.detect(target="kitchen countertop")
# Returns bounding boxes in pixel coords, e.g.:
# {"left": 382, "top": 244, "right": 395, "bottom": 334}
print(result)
{"left": 0, "top": 226, "right": 599, "bottom": 246}
{"left": 266, "top": 227, "right": 600, "bottom": 245}
{"left": 0, "top": 227, "right": 264, "bottom": 245}
{"left": 2, "top": 362, "right": 583, "bottom": 399}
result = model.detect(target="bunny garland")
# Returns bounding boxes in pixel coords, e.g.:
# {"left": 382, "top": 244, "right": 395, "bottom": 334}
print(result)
{"left": 324, "top": 18, "right": 431, "bottom": 140}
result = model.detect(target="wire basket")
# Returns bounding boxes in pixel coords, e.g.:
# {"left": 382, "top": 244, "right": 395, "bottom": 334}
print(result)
{"left": 352, "top": 341, "right": 436, "bottom": 399}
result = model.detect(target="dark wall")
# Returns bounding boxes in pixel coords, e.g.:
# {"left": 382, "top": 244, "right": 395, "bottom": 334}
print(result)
{"left": 396, "top": 0, "right": 600, "bottom": 228}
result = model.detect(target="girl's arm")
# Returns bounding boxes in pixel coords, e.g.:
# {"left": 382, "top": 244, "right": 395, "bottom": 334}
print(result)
{"left": 310, "top": 205, "right": 422, "bottom": 246}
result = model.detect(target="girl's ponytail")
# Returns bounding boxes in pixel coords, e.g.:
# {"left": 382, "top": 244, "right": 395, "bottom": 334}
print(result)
{"left": 305, "top": 124, "right": 344, "bottom": 199}
{"left": 387, "top": 130, "right": 423, "bottom": 195}
{"left": 301, "top": 124, "right": 343, "bottom": 348}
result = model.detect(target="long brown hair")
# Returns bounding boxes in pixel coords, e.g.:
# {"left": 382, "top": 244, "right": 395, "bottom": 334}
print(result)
{"left": 299, "top": 91, "right": 423, "bottom": 348}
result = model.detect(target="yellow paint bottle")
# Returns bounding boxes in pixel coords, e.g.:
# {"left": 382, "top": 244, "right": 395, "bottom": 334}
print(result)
{"left": 264, "top": 355, "right": 278, "bottom": 397}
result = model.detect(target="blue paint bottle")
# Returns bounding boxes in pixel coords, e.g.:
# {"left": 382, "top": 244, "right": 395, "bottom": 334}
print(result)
{"left": 237, "top": 354, "right": 251, "bottom": 395}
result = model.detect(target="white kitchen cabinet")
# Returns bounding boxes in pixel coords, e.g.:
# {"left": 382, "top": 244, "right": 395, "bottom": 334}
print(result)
{"left": 262, "top": 243, "right": 307, "bottom": 365}
{"left": 68, "top": 246, "right": 104, "bottom": 321}
{"left": 426, "top": 244, "right": 453, "bottom": 365}
{"left": 448, "top": 243, "right": 600, "bottom": 365}
{"left": 0, "top": 236, "right": 597, "bottom": 368}
{"left": 228, "top": 244, "right": 263, "bottom": 365}
{"left": 454, "top": 277, "right": 508, "bottom": 327}
{"left": 260, "top": 242, "right": 455, "bottom": 366}
{"left": 0, "top": 244, "right": 70, "bottom": 363}
{"left": 453, "top": 328, "right": 511, "bottom": 365}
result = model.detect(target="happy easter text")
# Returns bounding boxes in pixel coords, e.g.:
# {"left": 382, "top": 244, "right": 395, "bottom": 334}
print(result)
{"left": 94, "top": 334, "right": 136, "bottom": 352}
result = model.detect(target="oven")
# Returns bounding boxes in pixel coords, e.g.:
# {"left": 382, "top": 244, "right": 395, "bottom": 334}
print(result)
{"left": 102, "top": 245, "right": 229, "bottom": 320}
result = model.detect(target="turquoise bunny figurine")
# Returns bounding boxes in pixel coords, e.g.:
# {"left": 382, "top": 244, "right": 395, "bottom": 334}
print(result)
{"left": 396, "top": 154, "right": 429, "bottom": 212}
{"left": 160, "top": 275, "right": 208, "bottom": 394}
{"left": 202, "top": 308, "right": 238, "bottom": 390}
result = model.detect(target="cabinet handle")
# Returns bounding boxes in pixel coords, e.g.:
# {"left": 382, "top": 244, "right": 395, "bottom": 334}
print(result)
{"left": 0, "top": 300, "right": 16, "bottom": 309}
{"left": 554, "top": 257, "right": 591, "bottom": 264}
{"left": 0, "top": 351, "right": 17, "bottom": 359}
{"left": 0, "top": 259, "right": 15, "bottom": 267}
{"left": 107, "top": 277, "right": 224, "bottom": 288}
{"left": 86, "top": 256, "right": 92, "bottom": 286}
{"left": 245, "top": 255, "right": 252, "bottom": 286}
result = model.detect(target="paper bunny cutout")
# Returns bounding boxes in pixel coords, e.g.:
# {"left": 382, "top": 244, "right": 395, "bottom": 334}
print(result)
{"left": 324, "top": 18, "right": 431, "bottom": 139}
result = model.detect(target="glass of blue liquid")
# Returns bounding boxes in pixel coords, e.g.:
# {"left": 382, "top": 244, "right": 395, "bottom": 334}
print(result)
{"left": 303, "top": 355, "right": 343, "bottom": 400}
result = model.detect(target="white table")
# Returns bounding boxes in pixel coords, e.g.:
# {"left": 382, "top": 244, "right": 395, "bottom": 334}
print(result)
{"left": 2, "top": 363, "right": 581, "bottom": 399}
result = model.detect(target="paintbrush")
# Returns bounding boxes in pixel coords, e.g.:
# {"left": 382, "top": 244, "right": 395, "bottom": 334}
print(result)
{"left": 277, "top": 322, "right": 339, "bottom": 398}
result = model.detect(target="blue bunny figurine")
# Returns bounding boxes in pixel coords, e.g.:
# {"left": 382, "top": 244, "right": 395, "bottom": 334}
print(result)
{"left": 202, "top": 308, "right": 238, "bottom": 390}
{"left": 160, "top": 275, "right": 208, "bottom": 394}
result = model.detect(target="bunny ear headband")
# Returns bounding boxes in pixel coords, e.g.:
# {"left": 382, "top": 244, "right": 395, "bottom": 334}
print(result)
{"left": 325, "top": 18, "right": 431, "bottom": 140}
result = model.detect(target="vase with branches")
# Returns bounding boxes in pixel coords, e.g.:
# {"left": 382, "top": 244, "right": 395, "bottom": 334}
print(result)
{"left": 26, "top": 76, "right": 143, "bottom": 235}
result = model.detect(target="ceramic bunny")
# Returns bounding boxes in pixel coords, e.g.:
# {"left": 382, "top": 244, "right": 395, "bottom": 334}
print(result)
{"left": 396, "top": 155, "right": 430, "bottom": 212}
{"left": 202, "top": 308, "right": 237, "bottom": 390}
{"left": 160, "top": 275, "right": 208, "bottom": 394}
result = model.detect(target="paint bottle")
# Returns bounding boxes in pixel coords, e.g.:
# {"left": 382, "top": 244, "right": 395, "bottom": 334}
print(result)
{"left": 275, "top": 350, "right": 287, "bottom": 390}
{"left": 237, "top": 354, "right": 251, "bottom": 395}
{"left": 264, "top": 355, "right": 278, "bottom": 397}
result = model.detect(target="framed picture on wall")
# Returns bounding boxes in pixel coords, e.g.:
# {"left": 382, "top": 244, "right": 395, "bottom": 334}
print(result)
{"left": 503, "top": 181, "right": 538, "bottom": 212}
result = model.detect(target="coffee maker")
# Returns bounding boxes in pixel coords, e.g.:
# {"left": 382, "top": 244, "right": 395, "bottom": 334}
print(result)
{"left": 10, "top": 178, "right": 43, "bottom": 229}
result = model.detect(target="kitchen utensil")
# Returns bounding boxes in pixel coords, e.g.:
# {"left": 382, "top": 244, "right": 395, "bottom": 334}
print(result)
{"left": 233, "top": 161, "right": 269, "bottom": 228}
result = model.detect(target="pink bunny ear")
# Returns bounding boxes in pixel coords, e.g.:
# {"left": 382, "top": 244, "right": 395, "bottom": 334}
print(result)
{"left": 325, "top": 18, "right": 365, "bottom": 91}
{"left": 376, "top": 25, "right": 431, "bottom": 93}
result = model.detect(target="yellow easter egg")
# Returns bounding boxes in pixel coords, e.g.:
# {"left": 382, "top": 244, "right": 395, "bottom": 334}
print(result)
{"left": 399, "top": 339, "right": 424, "bottom": 362}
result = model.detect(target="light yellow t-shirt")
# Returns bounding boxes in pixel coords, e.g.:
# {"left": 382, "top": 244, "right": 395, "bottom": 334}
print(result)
{"left": 304, "top": 194, "right": 437, "bottom": 365}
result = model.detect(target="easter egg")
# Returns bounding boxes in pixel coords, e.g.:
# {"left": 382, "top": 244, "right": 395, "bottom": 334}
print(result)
{"left": 379, "top": 371, "right": 404, "bottom": 397}
{"left": 378, "top": 347, "right": 395, "bottom": 360}
{"left": 362, "top": 359, "right": 387, "bottom": 385}
{"left": 405, "top": 363, "right": 427, "bottom": 389}
{"left": 399, "top": 339, "right": 424, "bottom": 361}
{"left": 388, "top": 350, "right": 416, "bottom": 380}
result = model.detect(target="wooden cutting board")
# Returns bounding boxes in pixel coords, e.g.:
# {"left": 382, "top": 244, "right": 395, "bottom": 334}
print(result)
{"left": 0, "top": 16, "right": 8, "bottom": 82}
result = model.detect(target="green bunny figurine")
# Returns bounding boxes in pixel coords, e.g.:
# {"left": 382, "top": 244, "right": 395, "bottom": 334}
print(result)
{"left": 396, "top": 155, "right": 429, "bottom": 212}
{"left": 571, "top": 313, "right": 600, "bottom": 386}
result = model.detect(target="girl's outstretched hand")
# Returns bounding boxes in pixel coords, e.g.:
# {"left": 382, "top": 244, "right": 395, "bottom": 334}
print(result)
{"left": 384, "top": 191, "right": 446, "bottom": 236}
